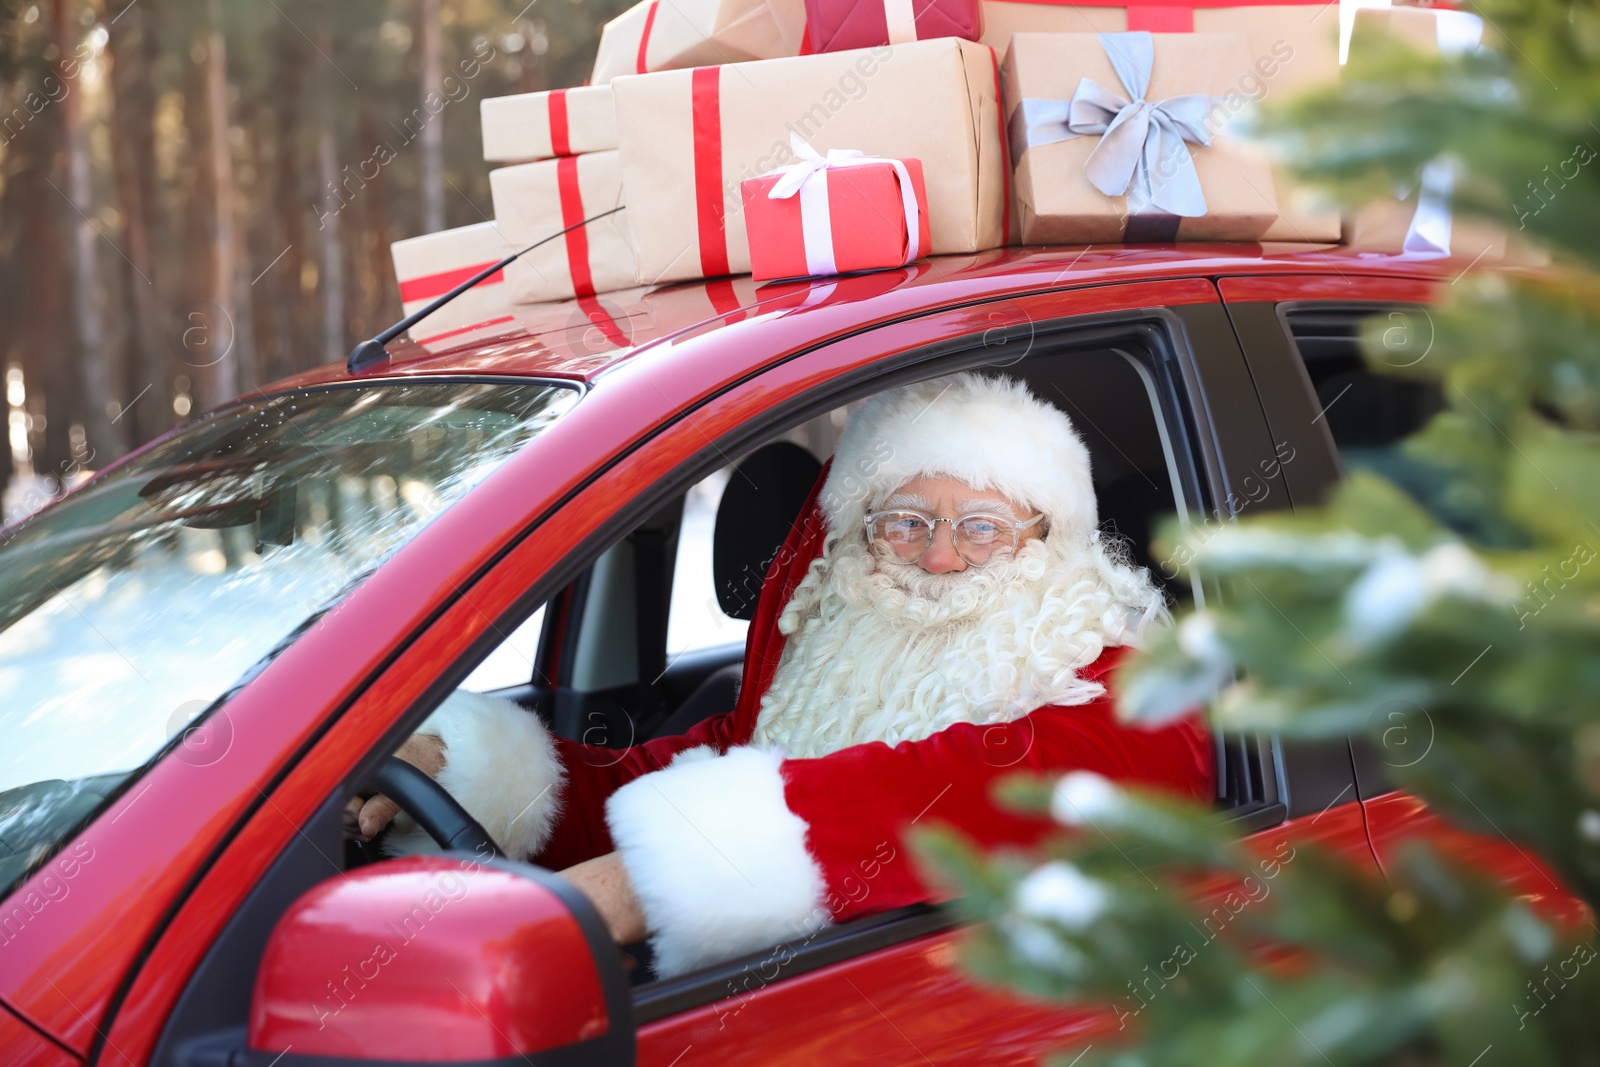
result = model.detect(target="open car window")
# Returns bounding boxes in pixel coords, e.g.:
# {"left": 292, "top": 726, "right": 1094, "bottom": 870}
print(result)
{"left": 0, "top": 379, "right": 577, "bottom": 895}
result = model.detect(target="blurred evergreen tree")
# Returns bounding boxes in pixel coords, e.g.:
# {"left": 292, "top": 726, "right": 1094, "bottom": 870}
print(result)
{"left": 917, "top": 2, "right": 1600, "bottom": 1063}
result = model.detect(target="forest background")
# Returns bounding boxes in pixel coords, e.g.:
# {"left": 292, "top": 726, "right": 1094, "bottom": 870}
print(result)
{"left": 0, "top": 0, "right": 630, "bottom": 523}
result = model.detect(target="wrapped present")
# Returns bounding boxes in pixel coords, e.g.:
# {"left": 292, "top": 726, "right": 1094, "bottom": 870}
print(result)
{"left": 980, "top": 0, "right": 1341, "bottom": 241}
{"left": 481, "top": 86, "right": 617, "bottom": 163}
{"left": 1345, "top": 160, "right": 1506, "bottom": 259}
{"left": 613, "top": 38, "right": 1008, "bottom": 286}
{"left": 978, "top": 0, "right": 1338, "bottom": 89}
{"left": 805, "top": 0, "right": 983, "bottom": 53}
{"left": 1345, "top": 4, "right": 1489, "bottom": 60}
{"left": 1351, "top": 6, "right": 1493, "bottom": 64}
{"left": 741, "top": 135, "right": 930, "bottom": 279}
{"left": 487, "top": 151, "right": 637, "bottom": 303}
{"left": 1003, "top": 31, "right": 1279, "bottom": 243}
{"left": 389, "top": 222, "right": 518, "bottom": 344}
{"left": 590, "top": 0, "right": 808, "bottom": 84}
{"left": 1343, "top": 8, "right": 1544, "bottom": 266}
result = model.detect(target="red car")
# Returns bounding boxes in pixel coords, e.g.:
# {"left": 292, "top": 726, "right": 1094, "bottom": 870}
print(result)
{"left": 0, "top": 245, "right": 1573, "bottom": 1067}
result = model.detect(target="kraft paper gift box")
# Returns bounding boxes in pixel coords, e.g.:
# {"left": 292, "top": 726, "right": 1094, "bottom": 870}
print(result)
{"left": 389, "top": 222, "right": 518, "bottom": 343}
{"left": 613, "top": 38, "right": 1009, "bottom": 286}
{"left": 1003, "top": 31, "right": 1279, "bottom": 243}
{"left": 978, "top": 0, "right": 1338, "bottom": 91}
{"left": 805, "top": 0, "right": 983, "bottom": 53}
{"left": 1342, "top": 8, "right": 1547, "bottom": 267}
{"left": 487, "top": 151, "right": 637, "bottom": 304}
{"left": 1346, "top": 5, "right": 1490, "bottom": 57}
{"left": 981, "top": 0, "right": 1341, "bottom": 241}
{"left": 741, "top": 141, "right": 931, "bottom": 279}
{"left": 590, "top": 0, "right": 808, "bottom": 84}
{"left": 480, "top": 85, "right": 618, "bottom": 163}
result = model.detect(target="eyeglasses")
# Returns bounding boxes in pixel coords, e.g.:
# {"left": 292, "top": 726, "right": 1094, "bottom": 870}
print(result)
{"left": 863, "top": 509, "right": 1046, "bottom": 567}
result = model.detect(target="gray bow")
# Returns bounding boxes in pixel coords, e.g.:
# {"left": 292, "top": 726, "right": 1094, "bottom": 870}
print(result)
{"left": 1008, "top": 32, "right": 1217, "bottom": 217}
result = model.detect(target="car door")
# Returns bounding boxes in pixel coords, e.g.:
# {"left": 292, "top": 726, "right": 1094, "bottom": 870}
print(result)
{"left": 1219, "top": 273, "right": 1584, "bottom": 923}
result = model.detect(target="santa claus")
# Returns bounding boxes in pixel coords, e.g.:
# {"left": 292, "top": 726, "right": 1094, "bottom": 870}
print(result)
{"left": 351, "top": 372, "right": 1212, "bottom": 978}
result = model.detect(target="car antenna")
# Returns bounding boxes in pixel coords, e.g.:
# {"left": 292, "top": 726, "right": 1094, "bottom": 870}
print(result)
{"left": 346, "top": 205, "right": 627, "bottom": 373}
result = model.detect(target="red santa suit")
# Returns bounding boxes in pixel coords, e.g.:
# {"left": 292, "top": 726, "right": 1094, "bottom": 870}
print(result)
{"left": 413, "top": 373, "right": 1213, "bottom": 977}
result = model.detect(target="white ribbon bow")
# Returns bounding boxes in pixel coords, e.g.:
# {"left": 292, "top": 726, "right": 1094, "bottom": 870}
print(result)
{"left": 1009, "top": 32, "right": 1217, "bottom": 218}
{"left": 764, "top": 132, "right": 922, "bottom": 278}
{"left": 1401, "top": 13, "right": 1484, "bottom": 255}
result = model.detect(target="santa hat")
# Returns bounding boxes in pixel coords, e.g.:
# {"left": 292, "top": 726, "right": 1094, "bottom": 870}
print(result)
{"left": 819, "top": 372, "right": 1098, "bottom": 544}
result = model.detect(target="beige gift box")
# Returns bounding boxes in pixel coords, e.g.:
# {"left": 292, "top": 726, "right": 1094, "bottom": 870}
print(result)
{"left": 613, "top": 38, "right": 1008, "bottom": 285}
{"left": 1003, "top": 32, "right": 1280, "bottom": 243}
{"left": 1343, "top": 7, "right": 1546, "bottom": 266}
{"left": 591, "top": 0, "right": 808, "bottom": 85}
{"left": 488, "top": 151, "right": 637, "bottom": 304}
{"left": 983, "top": 3, "right": 1341, "bottom": 241}
{"left": 480, "top": 85, "right": 618, "bottom": 163}
{"left": 390, "top": 222, "right": 518, "bottom": 343}
{"left": 1347, "top": 5, "right": 1485, "bottom": 55}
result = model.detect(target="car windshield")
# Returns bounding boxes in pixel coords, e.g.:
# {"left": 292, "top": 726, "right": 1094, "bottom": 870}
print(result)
{"left": 0, "top": 379, "right": 577, "bottom": 893}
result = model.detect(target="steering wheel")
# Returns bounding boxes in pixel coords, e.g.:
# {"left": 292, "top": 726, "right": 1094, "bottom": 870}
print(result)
{"left": 364, "top": 757, "right": 503, "bottom": 858}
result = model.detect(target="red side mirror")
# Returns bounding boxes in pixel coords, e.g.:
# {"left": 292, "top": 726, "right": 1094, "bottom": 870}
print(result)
{"left": 246, "top": 854, "right": 633, "bottom": 1065}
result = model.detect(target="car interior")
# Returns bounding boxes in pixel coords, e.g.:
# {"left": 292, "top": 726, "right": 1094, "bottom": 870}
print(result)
{"left": 459, "top": 347, "right": 1194, "bottom": 757}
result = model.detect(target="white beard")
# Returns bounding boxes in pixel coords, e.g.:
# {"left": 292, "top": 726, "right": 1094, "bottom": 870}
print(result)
{"left": 750, "top": 532, "right": 1167, "bottom": 758}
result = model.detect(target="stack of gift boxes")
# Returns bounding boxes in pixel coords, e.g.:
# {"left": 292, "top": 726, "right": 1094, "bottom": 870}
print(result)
{"left": 391, "top": 1, "right": 1514, "bottom": 339}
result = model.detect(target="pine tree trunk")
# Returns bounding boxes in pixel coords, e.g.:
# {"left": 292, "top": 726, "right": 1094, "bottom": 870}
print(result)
{"left": 203, "top": 0, "right": 239, "bottom": 408}
{"left": 56, "top": 0, "right": 118, "bottom": 464}
{"left": 358, "top": 107, "right": 398, "bottom": 331}
{"left": 419, "top": 0, "right": 444, "bottom": 233}
{"left": 106, "top": 0, "right": 169, "bottom": 450}
{"left": 318, "top": 127, "right": 345, "bottom": 367}
{"left": 272, "top": 20, "right": 307, "bottom": 379}
{"left": 27, "top": 110, "right": 78, "bottom": 487}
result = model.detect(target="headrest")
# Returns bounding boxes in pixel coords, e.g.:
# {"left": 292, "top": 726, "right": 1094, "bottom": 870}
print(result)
{"left": 712, "top": 441, "right": 823, "bottom": 621}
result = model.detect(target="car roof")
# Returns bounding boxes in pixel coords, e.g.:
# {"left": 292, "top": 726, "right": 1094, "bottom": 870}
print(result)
{"left": 261, "top": 244, "right": 1463, "bottom": 397}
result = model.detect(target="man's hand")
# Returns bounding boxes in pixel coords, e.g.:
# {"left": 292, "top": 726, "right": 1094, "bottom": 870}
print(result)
{"left": 561, "top": 851, "right": 647, "bottom": 946}
{"left": 343, "top": 733, "right": 448, "bottom": 841}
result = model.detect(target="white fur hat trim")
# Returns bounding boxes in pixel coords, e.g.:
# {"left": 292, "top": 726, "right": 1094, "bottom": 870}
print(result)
{"left": 820, "top": 372, "right": 1097, "bottom": 542}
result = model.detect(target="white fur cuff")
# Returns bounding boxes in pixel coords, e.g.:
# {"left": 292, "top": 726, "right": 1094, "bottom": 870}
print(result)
{"left": 606, "top": 747, "right": 829, "bottom": 978}
{"left": 395, "top": 690, "right": 567, "bottom": 860}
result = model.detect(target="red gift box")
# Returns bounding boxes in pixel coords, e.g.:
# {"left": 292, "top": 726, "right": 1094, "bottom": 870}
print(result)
{"left": 741, "top": 139, "right": 930, "bottom": 281}
{"left": 805, "top": 0, "right": 983, "bottom": 52}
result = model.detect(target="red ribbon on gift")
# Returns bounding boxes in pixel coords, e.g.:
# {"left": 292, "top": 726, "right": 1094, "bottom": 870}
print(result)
{"left": 691, "top": 67, "right": 731, "bottom": 279}
{"left": 556, "top": 156, "right": 598, "bottom": 299}
{"left": 399, "top": 262, "right": 504, "bottom": 304}
{"left": 637, "top": 0, "right": 660, "bottom": 73}
{"left": 547, "top": 89, "right": 571, "bottom": 157}
{"left": 992, "top": 0, "right": 1327, "bottom": 33}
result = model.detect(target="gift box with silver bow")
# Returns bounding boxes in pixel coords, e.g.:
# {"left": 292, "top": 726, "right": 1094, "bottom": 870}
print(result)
{"left": 1001, "top": 30, "right": 1281, "bottom": 243}
{"left": 1342, "top": 7, "right": 1547, "bottom": 267}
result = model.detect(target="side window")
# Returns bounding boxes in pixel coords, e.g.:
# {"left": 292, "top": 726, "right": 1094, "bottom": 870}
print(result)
{"left": 665, "top": 469, "right": 750, "bottom": 656}
{"left": 1015, "top": 347, "right": 1192, "bottom": 602}
{"left": 460, "top": 606, "right": 546, "bottom": 693}
{"left": 1284, "top": 307, "right": 1445, "bottom": 483}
